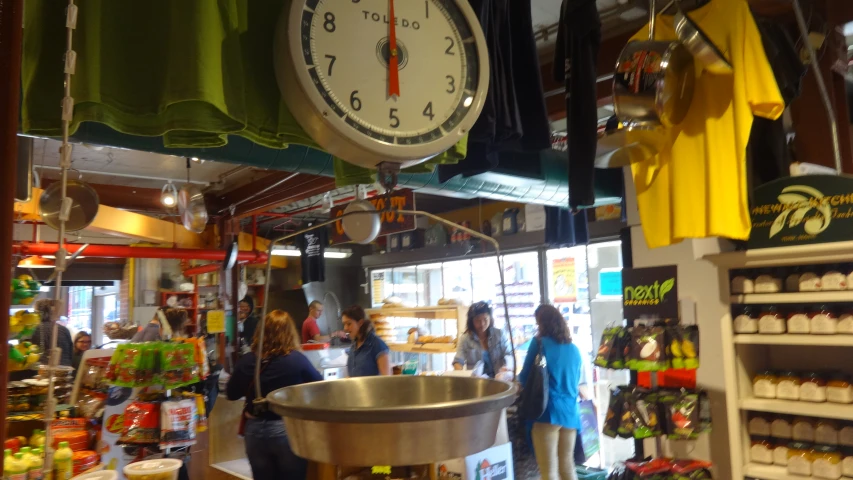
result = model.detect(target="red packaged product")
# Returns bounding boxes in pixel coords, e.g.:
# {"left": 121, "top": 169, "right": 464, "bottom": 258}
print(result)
{"left": 119, "top": 402, "right": 160, "bottom": 444}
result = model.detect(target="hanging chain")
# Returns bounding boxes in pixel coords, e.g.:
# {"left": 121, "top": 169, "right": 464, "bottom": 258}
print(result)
{"left": 43, "top": 0, "right": 78, "bottom": 474}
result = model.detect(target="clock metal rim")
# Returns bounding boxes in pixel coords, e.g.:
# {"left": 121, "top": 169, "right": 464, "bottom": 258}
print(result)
{"left": 274, "top": 0, "right": 490, "bottom": 170}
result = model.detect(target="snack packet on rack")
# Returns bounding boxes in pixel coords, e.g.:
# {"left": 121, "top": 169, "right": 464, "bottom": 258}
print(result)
{"left": 595, "top": 327, "right": 619, "bottom": 368}
{"left": 161, "top": 343, "right": 199, "bottom": 389}
{"left": 611, "top": 328, "right": 631, "bottom": 369}
{"left": 603, "top": 387, "right": 624, "bottom": 438}
{"left": 160, "top": 398, "right": 197, "bottom": 449}
{"left": 631, "top": 390, "right": 662, "bottom": 439}
{"left": 629, "top": 326, "right": 667, "bottom": 372}
{"left": 119, "top": 401, "right": 160, "bottom": 444}
{"left": 681, "top": 326, "right": 700, "bottom": 370}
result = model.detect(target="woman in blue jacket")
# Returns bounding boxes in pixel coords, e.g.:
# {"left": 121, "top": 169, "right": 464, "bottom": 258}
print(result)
{"left": 519, "top": 304, "right": 583, "bottom": 480}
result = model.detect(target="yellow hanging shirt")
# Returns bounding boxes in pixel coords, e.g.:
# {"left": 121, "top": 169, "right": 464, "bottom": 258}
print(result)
{"left": 627, "top": 0, "right": 784, "bottom": 249}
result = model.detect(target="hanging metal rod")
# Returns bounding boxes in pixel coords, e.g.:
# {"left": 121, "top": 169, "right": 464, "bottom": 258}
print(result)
{"left": 34, "top": 165, "right": 210, "bottom": 186}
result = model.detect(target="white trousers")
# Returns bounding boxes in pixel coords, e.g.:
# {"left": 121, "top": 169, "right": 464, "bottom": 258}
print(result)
{"left": 531, "top": 422, "right": 579, "bottom": 480}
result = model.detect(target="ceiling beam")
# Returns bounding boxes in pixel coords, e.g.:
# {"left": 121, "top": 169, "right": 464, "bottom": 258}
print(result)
{"left": 209, "top": 171, "right": 336, "bottom": 219}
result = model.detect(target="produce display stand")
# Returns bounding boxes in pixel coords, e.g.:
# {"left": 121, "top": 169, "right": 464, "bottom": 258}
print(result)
{"left": 705, "top": 240, "right": 853, "bottom": 480}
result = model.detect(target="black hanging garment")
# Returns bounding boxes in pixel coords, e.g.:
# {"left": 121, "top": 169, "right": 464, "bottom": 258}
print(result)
{"left": 437, "top": 0, "right": 551, "bottom": 183}
{"left": 746, "top": 14, "right": 806, "bottom": 189}
{"left": 295, "top": 228, "right": 328, "bottom": 284}
{"left": 554, "top": 0, "right": 601, "bottom": 209}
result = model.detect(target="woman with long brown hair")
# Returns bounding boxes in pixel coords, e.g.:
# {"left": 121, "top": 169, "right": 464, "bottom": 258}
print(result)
{"left": 519, "top": 304, "right": 583, "bottom": 480}
{"left": 341, "top": 305, "right": 390, "bottom": 377}
{"left": 226, "top": 310, "right": 322, "bottom": 480}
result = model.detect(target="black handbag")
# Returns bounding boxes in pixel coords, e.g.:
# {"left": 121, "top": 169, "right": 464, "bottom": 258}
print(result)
{"left": 519, "top": 337, "right": 549, "bottom": 421}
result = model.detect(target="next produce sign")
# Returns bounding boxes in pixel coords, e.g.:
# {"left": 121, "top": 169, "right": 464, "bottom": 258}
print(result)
{"left": 622, "top": 265, "right": 678, "bottom": 320}
{"left": 331, "top": 189, "right": 416, "bottom": 244}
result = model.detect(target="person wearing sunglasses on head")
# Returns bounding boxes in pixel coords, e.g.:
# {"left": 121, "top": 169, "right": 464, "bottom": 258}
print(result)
{"left": 453, "top": 301, "right": 513, "bottom": 378}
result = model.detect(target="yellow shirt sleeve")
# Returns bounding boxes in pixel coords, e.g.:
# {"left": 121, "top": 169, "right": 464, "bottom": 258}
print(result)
{"left": 737, "top": 1, "right": 784, "bottom": 120}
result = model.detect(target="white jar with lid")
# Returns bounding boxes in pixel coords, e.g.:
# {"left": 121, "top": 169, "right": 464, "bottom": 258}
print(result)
{"left": 823, "top": 265, "right": 849, "bottom": 291}
{"left": 838, "top": 313, "right": 853, "bottom": 335}
{"left": 734, "top": 307, "right": 759, "bottom": 334}
{"left": 759, "top": 307, "right": 787, "bottom": 334}
{"left": 749, "top": 414, "right": 772, "bottom": 437}
{"left": 840, "top": 424, "right": 853, "bottom": 447}
{"left": 801, "top": 270, "right": 823, "bottom": 291}
{"left": 773, "top": 416, "right": 794, "bottom": 439}
{"left": 731, "top": 271, "right": 755, "bottom": 294}
{"left": 812, "top": 306, "right": 838, "bottom": 335}
{"left": 786, "top": 267, "right": 802, "bottom": 293}
{"left": 788, "top": 308, "right": 811, "bottom": 334}
{"left": 828, "top": 375, "right": 853, "bottom": 404}
{"left": 755, "top": 269, "right": 782, "bottom": 293}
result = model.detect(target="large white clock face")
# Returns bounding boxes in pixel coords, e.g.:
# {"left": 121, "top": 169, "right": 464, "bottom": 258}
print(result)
{"left": 277, "top": 0, "right": 489, "bottom": 168}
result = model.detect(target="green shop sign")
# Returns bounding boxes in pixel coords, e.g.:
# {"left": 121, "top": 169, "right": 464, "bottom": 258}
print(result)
{"left": 622, "top": 266, "right": 678, "bottom": 320}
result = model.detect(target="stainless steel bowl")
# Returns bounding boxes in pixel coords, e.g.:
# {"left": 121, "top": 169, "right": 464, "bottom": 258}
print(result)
{"left": 267, "top": 376, "right": 517, "bottom": 466}
{"left": 673, "top": 2, "right": 732, "bottom": 75}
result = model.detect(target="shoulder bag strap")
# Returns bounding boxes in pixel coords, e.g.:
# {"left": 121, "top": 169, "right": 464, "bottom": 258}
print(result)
{"left": 244, "top": 358, "right": 271, "bottom": 412}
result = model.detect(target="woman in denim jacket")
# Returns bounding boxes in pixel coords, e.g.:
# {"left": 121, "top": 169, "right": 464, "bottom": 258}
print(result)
{"left": 452, "top": 301, "right": 513, "bottom": 378}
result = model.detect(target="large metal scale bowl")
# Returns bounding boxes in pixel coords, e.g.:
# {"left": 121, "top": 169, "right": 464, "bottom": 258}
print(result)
{"left": 267, "top": 376, "right": 517, "bottom": 466}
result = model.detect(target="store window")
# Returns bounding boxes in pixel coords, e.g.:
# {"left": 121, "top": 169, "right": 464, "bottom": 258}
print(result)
{"left": 67, "top": 286, "right": 93, "bottom": 337}
{"left": 547, "top": 241, "right": 632, "bottom": 470}
{"left": 100, "top": 294, "right": 120, "bottom": 345}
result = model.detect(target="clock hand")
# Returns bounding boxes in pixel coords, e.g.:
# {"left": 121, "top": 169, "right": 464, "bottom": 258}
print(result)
{"left": 388, "top": 0, "right": 400, "bottom": 98}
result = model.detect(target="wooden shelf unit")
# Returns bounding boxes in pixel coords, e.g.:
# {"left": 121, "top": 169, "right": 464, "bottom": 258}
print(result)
{"left": 705, "top": 243, "right": 853, "bottom": 480}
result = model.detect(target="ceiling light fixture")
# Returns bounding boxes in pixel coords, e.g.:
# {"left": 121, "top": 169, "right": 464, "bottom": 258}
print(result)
{"left": 161, "top": 182, "right": 178, "bottom": 207}
{"left": 17, "top": 256, "right": 55, "bottom": 269}
{"left": 190, "top": 157, "right": 203, "bottom": 164}
{"left": 271, "top": 246, "right": 352, "bottom": 259}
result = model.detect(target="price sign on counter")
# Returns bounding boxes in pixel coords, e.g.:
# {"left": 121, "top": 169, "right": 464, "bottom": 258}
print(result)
{"left": 207, "top": 310, "right": 226, "bottom": 333}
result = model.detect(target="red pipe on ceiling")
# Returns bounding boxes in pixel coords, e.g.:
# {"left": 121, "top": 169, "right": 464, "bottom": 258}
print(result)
{"left": 14, "top": 243, "right": 269, "bottom": 262}
{"left": 182, "top": 260, "right": 254, "bottom": 277}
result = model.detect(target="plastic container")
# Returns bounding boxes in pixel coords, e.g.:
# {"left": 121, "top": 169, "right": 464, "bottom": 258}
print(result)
{"left": 787, "top": 307, "right": 811, "bottom": 334}
{"left": 786, "top": 267, "right": 802, "bottom": 292}
{"left": 812, "top": 305, "right": 838, "bottom": 334}
{"left": 123, "top": 459, "right": 183, "bottom": 480}
{"left": 759, "top": 307, "right": 786, "bottom": 334}
{"left": 841, "top": 446, "right": 853, "bottom": 478}
{"left": 838, "top": 312, "right": 853, "bottom": 334}
{"left": 753, "top": 371, "right": 778, "bottom": 399}
{"left": 778, "top": 372, "right": 802, "bottom": 401}
{"left": 812, "top": 444, "right": 842, "bottom": 479}
{"left": 817, "top": 419, "right": 841, "bottom": 446}
{"left": 774, "top": 439, "right": 790, "bottom": 466}
{"left": 748, "top": 413, "right": 772, "bottom": 436}
{"left": 802, "top": 373, "right": 829, "bottom": 403}
{"left": 828, "top": 374, "right": 853, "bottom": 404}
{"left": 6, "top": 452, "right": 29, "bottom": 480}
{"left": 734, "top": 307, "right": 759, "bottom": 334}
{"left": 732, "top": 271, "right": 755, "bottom": 294}
{"left": 71, "top": 472, "right": 118, "bottom": 480}
{"left": 28, "top": 430, "right": 44, "bottom": 449}
{"left": 801, "top": 270, "right": 822, "bottom": 291}
{"left": 751, "top": 436, "right": 774, "bottom": 464}
{"left": 840, "top": 424, "right": 853, "bottom": 447}
{"left": 28, "top": 448, "right": 43, "bottom": 480}
{"left": 755, "top": 269, "right": 782, "bottom": 293}
{"left": 787, "top": 442, "right": 814, "bottom": 476}
{"left": 823, "top": 265, "right": 849, "bottom": 291}
{"left": 794, "top": 417, "right": 816, "bottom": 442}
{"left": 772, "top": 416, "right": 794, "bottom": 439}
{"left": 54, "top": 442, "right": 73, "bottom": 480}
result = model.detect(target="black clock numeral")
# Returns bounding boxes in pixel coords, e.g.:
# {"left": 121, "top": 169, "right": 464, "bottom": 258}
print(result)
{"left": 425, "top": 0, "right": 429, "bottom": 18}
{"left": 325, "top": 55, "right": 337, "bottom": 76}
{"left": 324, "top": 12, "right": 336, "bottom": 32}
{"left": 444, "top": 37, "right": 455, "bottom": 55}
{"left": 423, "top": 102, "right": 435, "bottom": 121}
{"left": 446, "top": 75, "right": 456, "bottom": 93}
{"left": 389, "top": 108, "right": 400, "bottom": 128}
{"left": 350, "top": 91, "right": 362, "bottom": 111}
